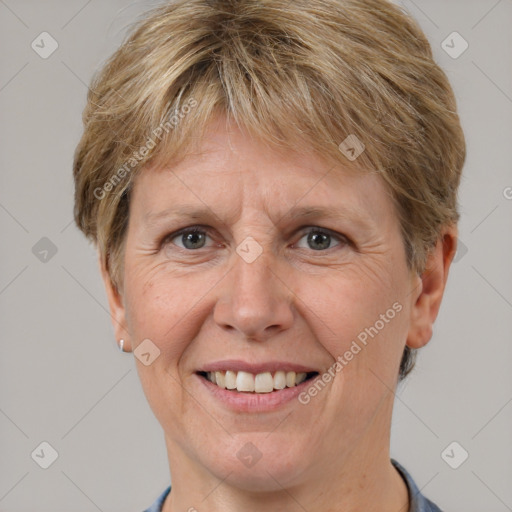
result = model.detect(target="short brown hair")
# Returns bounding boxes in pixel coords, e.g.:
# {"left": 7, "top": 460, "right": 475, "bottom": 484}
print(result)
{"left": 73, "top": 0, "right": 466, "bottom": 379}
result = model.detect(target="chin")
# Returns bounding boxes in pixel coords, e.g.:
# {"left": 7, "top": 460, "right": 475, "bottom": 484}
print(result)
{"left": 223, "top": 463, "right": 307, "bottom": 493}
{"left": 202, "top": 436, "right": 311, "bottom": 492}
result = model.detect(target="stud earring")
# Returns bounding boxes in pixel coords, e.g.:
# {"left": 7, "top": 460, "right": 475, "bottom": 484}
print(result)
{"left": 118, "top": 339, "right": 125, "bottom": 352}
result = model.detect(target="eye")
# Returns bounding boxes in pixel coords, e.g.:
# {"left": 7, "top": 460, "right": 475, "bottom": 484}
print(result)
{"left": 161, "top": 225, "right": 348, "bottom": 253}
{"left": 165, "top": 227, "right": 213, "bottom": 250}
{"left": 295, "top": 227, "right": 346, "bottom": 251}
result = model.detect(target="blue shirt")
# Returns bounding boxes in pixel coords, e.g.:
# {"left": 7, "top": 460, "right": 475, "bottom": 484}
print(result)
{"left": 143, "top": 460, "right": 442, "bottom": 512}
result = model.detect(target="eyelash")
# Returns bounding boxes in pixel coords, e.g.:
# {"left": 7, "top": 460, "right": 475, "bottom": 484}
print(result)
{"left": 161, "top": 225, "right": 350, "bottom": 252}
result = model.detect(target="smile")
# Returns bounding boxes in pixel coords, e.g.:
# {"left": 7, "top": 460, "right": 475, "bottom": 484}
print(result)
{"left": 197, "top": 370, "right": 319, "bottom": 393}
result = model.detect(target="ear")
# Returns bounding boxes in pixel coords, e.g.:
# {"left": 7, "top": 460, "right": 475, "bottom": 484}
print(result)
{"left": 406, "top": 225, "right": 458, "bottom": 349}
{"left": 99, "top": 254, "right": 131, "bottom": 352}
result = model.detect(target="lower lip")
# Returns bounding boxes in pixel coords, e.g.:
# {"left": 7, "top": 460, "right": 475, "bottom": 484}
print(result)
{"left": 196, "top": 373, "right": 318, "bottom": 413}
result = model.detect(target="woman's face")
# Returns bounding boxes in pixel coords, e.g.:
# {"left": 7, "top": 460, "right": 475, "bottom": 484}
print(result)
{"left": 107, "top": 117, "right": 427, "bottom": 490}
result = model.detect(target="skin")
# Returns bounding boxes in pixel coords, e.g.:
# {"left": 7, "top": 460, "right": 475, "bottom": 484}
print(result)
{"left": 101, "top": 115, "right": 457, "bottom": 512}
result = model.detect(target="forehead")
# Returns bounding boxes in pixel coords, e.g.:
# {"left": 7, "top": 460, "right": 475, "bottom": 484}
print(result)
{"left": 132, "top": 118, "right": 394, "bottom": 230}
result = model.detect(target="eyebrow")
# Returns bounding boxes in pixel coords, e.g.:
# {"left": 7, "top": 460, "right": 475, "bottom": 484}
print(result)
{"left": 283, "top": 206, "right": 368, "bottom": 223}
{"left": 144, "top": 205, "right": 221, "bottom": 226}
{"left": 144, "top": 203, "right": 374, "bottom": 233}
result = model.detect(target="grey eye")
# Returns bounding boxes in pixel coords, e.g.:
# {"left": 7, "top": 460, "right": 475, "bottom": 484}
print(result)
{"left": 172, "top": 229, "right": 209, "bottom": 250}
{"left": 296, "top": 229, "right": 342, "bottom": 251}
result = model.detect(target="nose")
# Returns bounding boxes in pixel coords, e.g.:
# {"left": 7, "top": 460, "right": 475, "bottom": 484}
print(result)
{"left": 213, "top": 249, "right": 295, "bottom": 341}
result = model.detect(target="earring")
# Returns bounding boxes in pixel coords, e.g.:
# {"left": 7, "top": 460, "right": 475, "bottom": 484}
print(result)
{"left": 118, "top": 339, "right": 125, "bottom": 352}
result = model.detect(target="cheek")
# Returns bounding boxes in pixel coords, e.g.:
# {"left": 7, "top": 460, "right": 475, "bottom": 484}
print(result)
{"left": 123, "top": 264, "right": 217, "bottom": 357}
{"left": 122, "top": 267, "right": 210, "bottom": 431}
{"left": 296, "top": 265, "right": 409, "bottom": 395}
{"left": 300, "top": 272, "right": 400, "bottom": 346}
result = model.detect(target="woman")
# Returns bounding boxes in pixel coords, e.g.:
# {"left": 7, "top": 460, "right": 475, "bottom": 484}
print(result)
{"left": 73, "top": 0, "right": 465, "bottom": 510}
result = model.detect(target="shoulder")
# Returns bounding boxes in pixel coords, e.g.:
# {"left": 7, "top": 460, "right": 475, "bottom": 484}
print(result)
{"left": 143, "top": 485, "right": 171, "bottom": 512}
{"left": 392, "top": 460, "right": 443, "bottom": 512}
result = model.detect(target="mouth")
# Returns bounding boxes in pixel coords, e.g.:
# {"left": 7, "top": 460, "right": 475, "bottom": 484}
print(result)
{"left": 196, "top": 370, "right": 320, "bottom": 394}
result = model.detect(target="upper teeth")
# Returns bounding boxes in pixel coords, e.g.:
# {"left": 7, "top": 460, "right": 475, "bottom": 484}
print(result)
{"left": 205, "top": 370, "right": 309, "bottom": 393}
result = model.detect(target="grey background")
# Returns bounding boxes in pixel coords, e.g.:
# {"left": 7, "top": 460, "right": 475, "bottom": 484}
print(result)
{"left": 0, "top": 0, "right": 511, "bottom": 511}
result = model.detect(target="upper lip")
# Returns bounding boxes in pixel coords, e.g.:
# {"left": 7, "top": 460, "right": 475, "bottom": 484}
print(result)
{"left": 197, "top": 359, "right": 320, "bottom": 374}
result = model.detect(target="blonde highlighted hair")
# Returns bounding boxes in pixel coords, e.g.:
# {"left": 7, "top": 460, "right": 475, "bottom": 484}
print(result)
{"left": 73, "top": 0, "right": 465, "bottom": 379}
